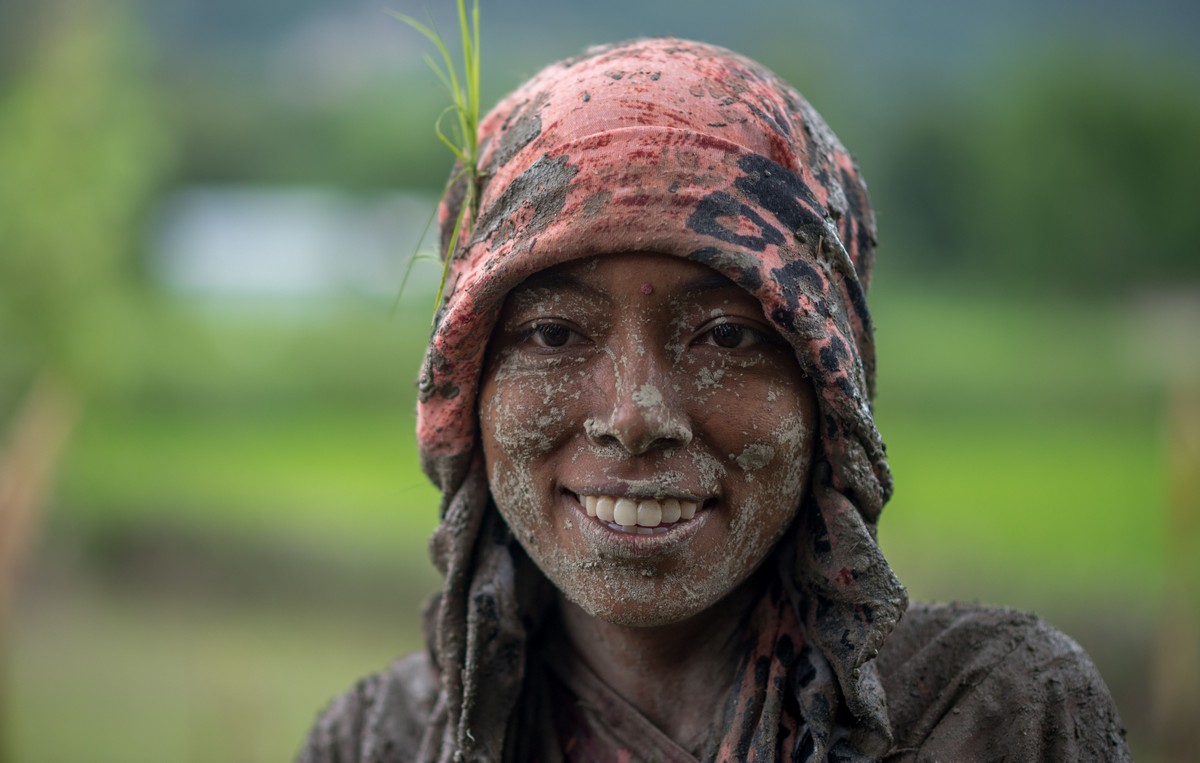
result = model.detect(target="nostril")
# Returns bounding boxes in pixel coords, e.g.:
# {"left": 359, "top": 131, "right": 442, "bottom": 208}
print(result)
{"left": 670, "top": 426, "right": 693, "bottom": 449}
{"left": 584, "top": 408, "right": 692, "bottom": 455}
{"left": 584, "top": 417, "right": 614, "bottom": 445}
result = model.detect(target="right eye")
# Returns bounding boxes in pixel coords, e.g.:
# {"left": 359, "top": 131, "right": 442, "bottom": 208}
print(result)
{"left": 522, "top": 321, "right": 584, "bottom": 349}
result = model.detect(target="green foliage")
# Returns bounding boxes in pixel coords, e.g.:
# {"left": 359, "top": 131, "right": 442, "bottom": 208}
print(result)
{"left": 164, "top": 67, "right": 453, "bottom": 190}
{"left": 0, "top": 2, "right": 170, "bottom": 396}
{"left": 874, "top": 51, "right": 1200, "bottom": 292}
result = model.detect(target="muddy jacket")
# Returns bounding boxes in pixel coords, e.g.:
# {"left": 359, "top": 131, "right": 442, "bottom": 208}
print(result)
{"left": 299, "top": 602, "right": 1130, "bottom": 762}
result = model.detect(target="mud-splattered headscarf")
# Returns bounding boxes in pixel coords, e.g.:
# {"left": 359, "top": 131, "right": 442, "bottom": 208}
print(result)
{"left": 415, "top": 38, "right": 907, "bottom": 762}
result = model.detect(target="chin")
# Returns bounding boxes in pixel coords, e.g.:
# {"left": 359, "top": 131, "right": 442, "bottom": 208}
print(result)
{"left": 555, "top": 567, "right": 726, "bottom": 628}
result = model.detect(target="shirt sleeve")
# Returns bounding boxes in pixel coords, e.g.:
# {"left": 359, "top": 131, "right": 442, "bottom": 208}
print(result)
{"left": 876, "top": 602, "right": 1131, "bottom": 762}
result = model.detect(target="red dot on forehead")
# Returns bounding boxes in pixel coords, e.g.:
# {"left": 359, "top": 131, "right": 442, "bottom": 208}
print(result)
{"left": 640, "top": 283, "right": 654, "bottom": 295}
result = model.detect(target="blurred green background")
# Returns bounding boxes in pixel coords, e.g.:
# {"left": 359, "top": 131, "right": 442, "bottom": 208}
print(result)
{"left": 1, "top": 0, "right": 1198, "bottom": 761}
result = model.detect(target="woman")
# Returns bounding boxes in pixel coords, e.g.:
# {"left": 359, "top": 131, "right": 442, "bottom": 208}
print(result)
{"left": 301, "top": 38, "right": 1130, "bottom": 761}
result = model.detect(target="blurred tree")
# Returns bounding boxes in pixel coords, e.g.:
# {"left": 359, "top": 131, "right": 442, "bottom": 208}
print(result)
{"left": 0, "top": 2, "right": 168, "bottom": 755}
{"left": 876, "top": 51, "right": 1200, "bottom": 293}
{"left": 162, "top": 69, "right": 449, "bottom": 190}
{"left": 0, "top": 1, "right": 170, "bottom": 397}
{"left": 0, "top": 4, "right": 44, "bottom": 93}
{"left": 977, "top": 54, "right": 1200, "bottom": 291}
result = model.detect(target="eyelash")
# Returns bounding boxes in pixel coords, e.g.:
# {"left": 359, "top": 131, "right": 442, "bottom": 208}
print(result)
{"left": 519, "top": 321, "right": 585, "bottom": 349}
{"left": 698, "top": 321, "right": 763, "bottom": 350}
{"left": 516, "top": 319, "right": 774, "bottom": 352}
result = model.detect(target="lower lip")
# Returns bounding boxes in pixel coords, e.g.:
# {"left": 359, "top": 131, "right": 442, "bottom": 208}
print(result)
{"left": 565, "top": 493, "right": 711, "bottom": 557}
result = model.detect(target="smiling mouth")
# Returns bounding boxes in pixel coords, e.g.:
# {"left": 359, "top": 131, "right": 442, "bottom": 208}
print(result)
{"left": 574, "top": 493, "right": 703, "bottom": 535}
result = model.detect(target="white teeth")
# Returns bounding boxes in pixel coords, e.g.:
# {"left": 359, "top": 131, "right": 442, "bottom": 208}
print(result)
{"left": 636, "top": 499, "right": 662, "bottom": 527}
{"left": 661, "top": 498, "right": 681, "bottom": 524}
{"left": 576, "top": 494, "right": 702, "bottom": 529}
{"left": 595, "top": 496, "right": 615, "bottom": 523}
{"left": 613, "top": 498, "right": 638, "bottom": 527}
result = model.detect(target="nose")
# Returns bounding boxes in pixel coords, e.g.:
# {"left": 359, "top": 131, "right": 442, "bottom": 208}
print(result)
{"left": 585, "top": 353, "right": 693, "bottom": 455}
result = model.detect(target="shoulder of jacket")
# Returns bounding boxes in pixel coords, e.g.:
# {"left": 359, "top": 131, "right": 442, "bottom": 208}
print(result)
{"left": 876, "top": 602, "right": 1130, "bottom": 762}
{"left": 296, "top": 651, "right": 439, "bottom": 763}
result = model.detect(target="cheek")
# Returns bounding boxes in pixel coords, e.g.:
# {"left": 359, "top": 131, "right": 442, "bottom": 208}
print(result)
{"left": 701, "top": 367, "right": 816, "bottom": 537}
{"left": 741, "top": 378, "right": 817, "bottom": 499}
{"left": 479, "top": 358, "right": 589, "bottom": 548}
{"left": 481, "top": 361, "right": 574, "bottom": 459}
{"left": 684, "top": 352, "right": 813, "bottom": 452}
{"left": 764, "top": 396, "right": 817, "bottom": 498}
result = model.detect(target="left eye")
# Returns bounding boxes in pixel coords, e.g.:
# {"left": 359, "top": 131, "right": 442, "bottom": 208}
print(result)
{"left": 701, "top": 322, "right": 759, "bottom": 349}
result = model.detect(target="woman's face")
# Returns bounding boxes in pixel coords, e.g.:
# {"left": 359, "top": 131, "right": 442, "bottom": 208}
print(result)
{"left": 478, "top": 253, "right": 818, "bottom": 627}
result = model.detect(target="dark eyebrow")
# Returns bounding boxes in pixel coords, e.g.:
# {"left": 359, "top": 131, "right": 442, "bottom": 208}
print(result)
{"left": 511, "top": 269, "right": 612, "bottom": 304}
{"left": 681, "top": 271, "right": 740, "bottom": 294}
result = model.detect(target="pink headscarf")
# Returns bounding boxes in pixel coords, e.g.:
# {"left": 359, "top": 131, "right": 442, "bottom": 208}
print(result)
{"left": 415, "top": 38, "right": 906, "bottom": 761}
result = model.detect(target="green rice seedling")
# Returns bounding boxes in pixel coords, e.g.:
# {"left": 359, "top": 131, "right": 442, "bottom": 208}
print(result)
{"left": 389, "top": 0, "right": 482, "bottom": 323}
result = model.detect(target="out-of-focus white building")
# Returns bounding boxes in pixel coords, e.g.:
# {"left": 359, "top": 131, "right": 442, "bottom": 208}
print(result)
{"left": 152, "top": 186, "right": 440, "bottom": 300}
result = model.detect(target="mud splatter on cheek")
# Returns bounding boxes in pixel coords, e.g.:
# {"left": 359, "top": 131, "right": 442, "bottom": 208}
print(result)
{"left": 679, "top": 344, "right": 733, "bottom": 413}
{"left": 481, "top": 344, "right": 583, "bottom": 554}
{"left": 771, "top": 412, "right": 812, "bottom": 497}
{"left": 696, "top": 365, "right": 726, "bottom": 390}
{"left": 733, "top": 355, "right": 766, "bottom": 370}
{"left": 725, "top": 494, "right": 765, "bottom": 561}
{"left": 487, "top": 459, "right": 540, "bottom": 547}
{"left": 485, "top": 374, "right": 567, "bottom": 456}
{"left": 733, "top": 442, "right": 775, "bottom": 471}
{"left": 688, "top": 449, "right": 727, "bottom": 494}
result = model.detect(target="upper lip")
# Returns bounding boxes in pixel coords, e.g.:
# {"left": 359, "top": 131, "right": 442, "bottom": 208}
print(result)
{"left": 565, "top": 485, "right": 707, "bottom": 502}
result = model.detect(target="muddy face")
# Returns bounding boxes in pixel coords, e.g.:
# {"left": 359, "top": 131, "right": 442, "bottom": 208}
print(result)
{"left": 478, "top": 252, "right": 817, "bottom": 627}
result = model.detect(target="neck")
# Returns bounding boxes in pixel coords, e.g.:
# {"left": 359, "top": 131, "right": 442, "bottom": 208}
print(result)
{"left": 556, "top": 574, "right": 762, "bottom": 750}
